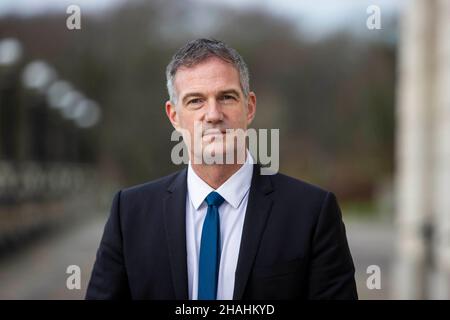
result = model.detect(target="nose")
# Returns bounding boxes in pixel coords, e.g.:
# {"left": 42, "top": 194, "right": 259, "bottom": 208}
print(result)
{"left": 204, "top": 99, "right": 223, "bottom": 123}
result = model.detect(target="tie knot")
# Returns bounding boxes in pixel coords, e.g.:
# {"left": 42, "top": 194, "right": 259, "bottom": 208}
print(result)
{"left": 205, "top": 191, "right": 225, "bottom": 207}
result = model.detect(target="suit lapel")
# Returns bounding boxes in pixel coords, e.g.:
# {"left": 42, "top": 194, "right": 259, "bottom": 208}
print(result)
{"left": 233, "top": 164, "right": 274, "bottom": 299}
{"left": 162, "top": 165, "right": 274, "bottom": 300}
{"left": 163, "top": 168, "right": 189, "bottom": 300}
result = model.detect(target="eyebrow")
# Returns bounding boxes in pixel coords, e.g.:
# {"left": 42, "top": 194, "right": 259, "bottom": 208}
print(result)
{"left": 181, "top": 89, "right": 241, "bottom": 104}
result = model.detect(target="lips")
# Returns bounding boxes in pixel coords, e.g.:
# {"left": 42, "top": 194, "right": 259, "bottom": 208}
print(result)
{"left": 202, "top": 128, "right": 226, "bottom": 136}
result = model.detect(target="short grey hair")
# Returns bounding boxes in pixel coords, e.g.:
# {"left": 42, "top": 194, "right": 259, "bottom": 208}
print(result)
{"left": 166, "top": 38, "right": 250, "bottom": 105}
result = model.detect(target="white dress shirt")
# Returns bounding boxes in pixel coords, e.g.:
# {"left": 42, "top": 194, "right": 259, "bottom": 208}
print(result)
{"left": 186, "top": 152, "right": 254, "bottom": 300}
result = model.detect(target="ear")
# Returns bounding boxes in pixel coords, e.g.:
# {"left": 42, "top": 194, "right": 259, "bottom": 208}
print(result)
{"left": 246, "top": 91, "right": 256, "bottom": 125}
{"left": 165, "top": 100, "right": 180, "bottom": 130}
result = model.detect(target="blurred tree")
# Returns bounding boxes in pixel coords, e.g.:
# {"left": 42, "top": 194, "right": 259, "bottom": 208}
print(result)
{"left": 0, "top": 0, "right": 396, "bottom": 204}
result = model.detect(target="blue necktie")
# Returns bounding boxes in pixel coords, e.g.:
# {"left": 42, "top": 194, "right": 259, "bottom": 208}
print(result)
{"left": 198, "top": 191, "right": 225, "bottom": 300}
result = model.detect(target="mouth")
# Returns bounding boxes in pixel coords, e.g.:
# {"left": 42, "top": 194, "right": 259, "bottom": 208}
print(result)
{"left": 202, "top": 128, "right": 226, "bottom": 137}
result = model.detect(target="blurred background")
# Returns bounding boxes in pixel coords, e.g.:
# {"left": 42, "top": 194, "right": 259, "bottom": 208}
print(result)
{"left": 0, "top": 0, "right": 449, "bottom": 299}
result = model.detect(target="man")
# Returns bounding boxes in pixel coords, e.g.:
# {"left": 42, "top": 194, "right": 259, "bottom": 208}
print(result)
{"left": 86, "top": 38, "right": 358, "bottom": 300}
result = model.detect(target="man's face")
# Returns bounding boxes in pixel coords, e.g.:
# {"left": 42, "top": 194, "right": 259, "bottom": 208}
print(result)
{"left": 166, "top": 56, "right": 256, "bottom": 164}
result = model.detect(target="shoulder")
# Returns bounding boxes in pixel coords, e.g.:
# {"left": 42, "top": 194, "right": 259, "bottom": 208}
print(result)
{"left": 263, "top": 171, "right": 341, "bottom": 228}
{"left": 263, "top": 170, "right": 337, "bottom": 213}
{"left": 269, "top": 171, "right": 330, "bottom": 198}
{"left": 119, "top": 168, "right": 186, "bottom": 202}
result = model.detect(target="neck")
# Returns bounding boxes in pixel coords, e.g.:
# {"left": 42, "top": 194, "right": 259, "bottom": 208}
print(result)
{"left": 190, "top": 154, "right": 247, "bottom": 190}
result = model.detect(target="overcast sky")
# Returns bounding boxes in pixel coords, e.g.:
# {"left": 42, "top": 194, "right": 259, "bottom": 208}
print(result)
{"left": 0, "top": 0, "right": 406, "bottom": 38}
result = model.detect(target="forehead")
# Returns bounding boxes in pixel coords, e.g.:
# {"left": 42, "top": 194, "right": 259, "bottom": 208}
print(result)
{"left": 173, "top": 57, "right": 241, "bottom": 97}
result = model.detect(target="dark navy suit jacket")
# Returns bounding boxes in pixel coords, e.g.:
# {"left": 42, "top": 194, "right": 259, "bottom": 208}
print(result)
{"left": 86, "top": 165, "right": 358, "bottom": 299}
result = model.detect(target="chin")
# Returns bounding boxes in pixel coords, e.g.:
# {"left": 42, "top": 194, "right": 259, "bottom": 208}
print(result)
{"left": 201, "top": 141, "right": 235, "bottom": 165}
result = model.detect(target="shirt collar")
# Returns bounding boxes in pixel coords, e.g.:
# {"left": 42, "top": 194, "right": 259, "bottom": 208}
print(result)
{"left": 187, "top": 150, "right": 254, "bottom": 210}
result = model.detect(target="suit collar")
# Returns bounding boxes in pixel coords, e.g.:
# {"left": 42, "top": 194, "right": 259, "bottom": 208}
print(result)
{"left": 233, "top": 164, "right": 274, "bottom": 299}
{"left": 164, "top": 168, "right": 189, "bottom": 299}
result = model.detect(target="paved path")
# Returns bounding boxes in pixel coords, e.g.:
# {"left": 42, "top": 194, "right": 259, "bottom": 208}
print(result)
{"left": 345, "top": 220, "right": 395, "bottom": 299}
{"left": 0, "top": 215, "right": 394, "bottom": 299}
{"left": 0, "top": 215, "right": 106, "bottom": 299}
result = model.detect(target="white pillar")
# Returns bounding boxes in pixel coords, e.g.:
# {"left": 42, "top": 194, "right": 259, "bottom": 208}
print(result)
{"left": 394, "top": 0, "right": 435, "bottom": 299}
{"left": 431, "top": 0, "right": 450, "bottom": 299}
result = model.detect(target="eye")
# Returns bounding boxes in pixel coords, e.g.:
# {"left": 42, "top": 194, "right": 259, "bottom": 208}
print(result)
{"left": 220, "top": 95, "right": 236, "bottom": 102}
{"left": 188, "top": 98, "right": 202, "bottom": 105}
